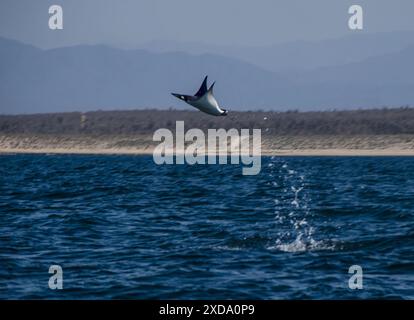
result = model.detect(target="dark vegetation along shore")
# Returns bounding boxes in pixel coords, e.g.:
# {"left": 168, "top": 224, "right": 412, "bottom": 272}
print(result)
{"left": 1, "top": 108, "right": 414, "bottom": 154}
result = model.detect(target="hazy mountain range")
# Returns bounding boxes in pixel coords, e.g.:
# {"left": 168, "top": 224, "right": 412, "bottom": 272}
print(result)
{"left": 130, "top": 31, "right": 414, "bottom": 72}
{"left": 1, "top": 32, "right": 414, "bottom": 114}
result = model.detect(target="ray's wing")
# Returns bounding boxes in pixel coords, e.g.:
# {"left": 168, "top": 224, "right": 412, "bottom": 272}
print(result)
{"left": 194, "top": 76, "right": 208, "bottom": 97}
{"left": 208, "top": 81, "right": 215, "bottom": 94}
{"left": 171, "top": 93, "right": 193, "bottom": 102}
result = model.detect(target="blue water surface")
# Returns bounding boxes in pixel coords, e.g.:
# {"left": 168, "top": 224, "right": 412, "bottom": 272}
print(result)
{"left": 0, "top": 154, "right": 413, "bottom": 299}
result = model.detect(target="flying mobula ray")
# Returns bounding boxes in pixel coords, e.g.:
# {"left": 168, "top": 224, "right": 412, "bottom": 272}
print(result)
{"left": 172, "top": 76, "right": 228, "bottom": 116}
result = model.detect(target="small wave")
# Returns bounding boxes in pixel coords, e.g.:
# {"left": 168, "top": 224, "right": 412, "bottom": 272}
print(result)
{"left": 212, "top": 245, "right": 244, "bottom": 251}
{"left": 267, "top": 236, "right": 336, "bottom": 253}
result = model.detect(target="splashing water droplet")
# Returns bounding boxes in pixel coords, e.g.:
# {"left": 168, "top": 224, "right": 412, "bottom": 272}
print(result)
{"left": 267, "top": 159, "right": 335, "bottom": 253}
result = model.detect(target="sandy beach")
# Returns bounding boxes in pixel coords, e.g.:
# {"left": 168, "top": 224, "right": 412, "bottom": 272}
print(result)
{"left": 1, "top": 134, "right": 414, "bottom": 156}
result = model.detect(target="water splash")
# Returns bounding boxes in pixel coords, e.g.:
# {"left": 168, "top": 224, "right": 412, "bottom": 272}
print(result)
{"left": 269, "top": 235, "right": 334, "bottom": 253}
{"left": 268, "top": 158, "right": 334, "bottom": 253}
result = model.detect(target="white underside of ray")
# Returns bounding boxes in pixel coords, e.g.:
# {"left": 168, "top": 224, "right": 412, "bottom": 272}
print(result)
{"left": 189, "top": 92, "right": 224, "bottom": 116}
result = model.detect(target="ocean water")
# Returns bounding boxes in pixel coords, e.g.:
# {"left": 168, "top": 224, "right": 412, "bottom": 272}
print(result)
{"left": 0, "top": 154, "right": 413, "bottom": 299}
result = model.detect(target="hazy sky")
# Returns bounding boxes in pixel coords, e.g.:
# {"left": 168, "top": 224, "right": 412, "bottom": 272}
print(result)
{"left": 1, "top": 0, "right": 414, "bottom": 48}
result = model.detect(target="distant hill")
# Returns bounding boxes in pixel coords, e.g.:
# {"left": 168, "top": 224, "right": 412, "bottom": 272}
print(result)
{"left": 1, "top": 36, "right": 414, "bottom": 114}
{"left": 0, "top": 37, "right": 288, "bottom": 113}
{"left": 133, "top": 31, "right": 414, "bottom": 71}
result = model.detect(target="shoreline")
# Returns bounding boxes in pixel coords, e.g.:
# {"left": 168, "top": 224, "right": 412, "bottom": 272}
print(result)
{"left": 2, "top": 133, "right": 414, "bottom": 156}
{"left": 2, "top": 147, "right": 414, "bottom": 156}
